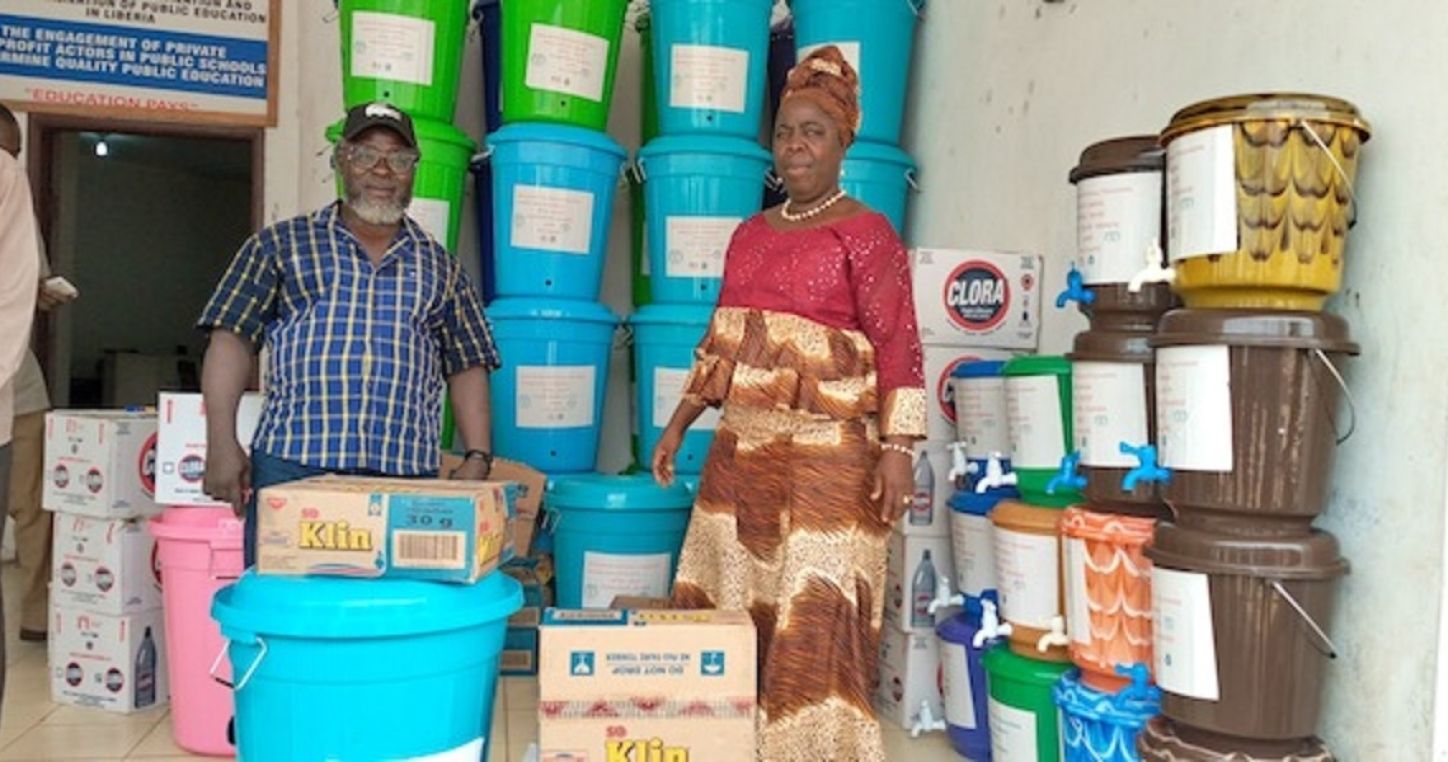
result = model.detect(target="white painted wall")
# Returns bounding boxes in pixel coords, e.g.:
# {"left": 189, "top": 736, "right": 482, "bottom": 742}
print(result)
{"left": 904, "top": 1, "right": 1444, "bottom": 757}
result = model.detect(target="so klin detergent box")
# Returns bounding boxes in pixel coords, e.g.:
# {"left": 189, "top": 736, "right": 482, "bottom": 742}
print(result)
{"left": 255, "top": 476, "right": 512, "bottom": 583}
{"left": 538, "top": 609, "right": 757, "bottom": 762}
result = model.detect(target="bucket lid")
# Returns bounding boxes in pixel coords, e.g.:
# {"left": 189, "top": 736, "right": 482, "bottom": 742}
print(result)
{"left": 949, "top": 487, "right": 1016, "bottom": 516}
{"left": 1138, "top": 716, "right": 1334, "bottom": 760}
{"left": 487, "top": 122, "right": 627, "bottom": 159}
{"left": 1054, "top": 669, "right": 1160, "bottom": 726}
{"left": 487, "top": 297, "right": 620, "bottom": 326}
{"left": 211, "top": 569, "right": 523, "bottom": 639}
{"left": 1161, "top": 93, "right": 1371, "bottom": 144}
{"left": 844, "top": 140, "right": 916, "bottom": 169}
{"left": 982, "top": 644, "right": 1073, "bottom": 685}
{"left": 639, "top": 134, "right": 771, "bottom": 163}
{"left": 628, "top": 304, "right": 716, "bottom": 327}
{"left": 1003, "top": 354, "right": 1071, "bottom": 377}
{"left": 1069, "top": 329, "right": 1153, "bottom": 364}
{"left": 547, "top": 473, "right": 694, "bottom": 512}
{"left": 1151, "top": 309, "right": 1359, "bottom": 355}
{"left": 149, "top": 507, "right": 244, "bottom": 547}
{"left": 1068, "top": 136, "right": 1165, "bottom": 184}
{"left": 1145, "top": 523, "right": 1348, "bottom": 580}
{"left": 325, "top": 117, "right": 476, "bottom": 151}
{"left": 952, "top": 359, "right": 1007, "bottom": 379}
{"left": 992, "top": 498, "right": 1067, "bottom": 532}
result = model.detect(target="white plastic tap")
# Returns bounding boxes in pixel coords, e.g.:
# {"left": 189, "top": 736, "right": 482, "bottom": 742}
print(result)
{"left": 974, "top": 452, "right": 1017, "bottom": 494}
{"left": 972, "top": 600, "right": 1012, "bottom": 649}
{"left": 910, "top": 700, "right": 947, "bottom": 738}
{"left": 1128, "top": 240, "right": 1175, "bottom": 293}
{"left": 926, "top": 574, "right": 965, "bottom": 615}
{"left": 1036, "top": 615, "right": 1070, "bottom": 653}
{"left": 946, "top": 442, "right": 977, "bottom": 483}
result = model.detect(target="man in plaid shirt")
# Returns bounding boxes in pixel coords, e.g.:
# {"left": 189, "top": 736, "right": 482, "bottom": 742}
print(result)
{"left": 197, "top": 102, "right": 501, "bottom": 566}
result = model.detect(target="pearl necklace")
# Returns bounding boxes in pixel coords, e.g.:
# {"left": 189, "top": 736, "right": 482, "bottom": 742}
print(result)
{"left": 781, "top": 188, "right": 847, "bottom": 223}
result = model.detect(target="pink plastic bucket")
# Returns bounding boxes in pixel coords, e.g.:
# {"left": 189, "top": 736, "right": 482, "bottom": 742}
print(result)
{"left": 150, "top": 507, "right": 244, "bottom": 757}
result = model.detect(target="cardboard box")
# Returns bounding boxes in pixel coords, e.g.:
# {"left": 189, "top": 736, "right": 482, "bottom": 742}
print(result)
{"left": 50, "top": 605, "right": 168, "bottom": 713}
{"left": 539, "top": 609, "right": 757, "bottom": 762}
{"left": 503, "top": 623, "right": 541, "bottom": 677}
{"left": 441, "top": 453, "right": 545, "bottom": 558}
{"left": 924, "top": 344, "right": 1018, "bottom": 444}
{"left": 874, "top": 627, "right": 943, "bottom": 732}
{"left": 255, "top": 476, "right": 512, "bottom": 584}
{"left": 43, "top": 411, "right": 159, "bottom": 519}
{"left": 154, "top": 392, "right": 264, "bottom": 507}
{"left": 897, "top": 439, "right": 964, "bottom": 538}
{"left": 912, "top": 248, "right": 1043, "bottom": 350}
{"left": 51, "top": 514, "right": 161, "bottom": 616}
{"left": 884, "top": 530, "right": 959, "bottom": 634}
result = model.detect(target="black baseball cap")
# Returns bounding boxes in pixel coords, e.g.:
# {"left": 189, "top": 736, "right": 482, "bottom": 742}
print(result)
{"left": 340, "top": 101, "right": 417, "bottom": 148}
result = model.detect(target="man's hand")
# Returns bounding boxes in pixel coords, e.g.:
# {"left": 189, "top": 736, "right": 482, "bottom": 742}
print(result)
{"left": 204, "top": 438, "right": 251, "bottom": 517}
{"left": 36, "top": 279, "right": 72, "bottom": 312}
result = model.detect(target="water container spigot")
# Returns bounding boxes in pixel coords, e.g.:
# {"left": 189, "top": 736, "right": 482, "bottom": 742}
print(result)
{"left": 972, "top": 600, "right": 1012, "bottom": 649}
{"left": 974, "top": 452, "right": 1017, "bottom": 494}
{"left": 1055, "top": 265, "right": 1096, "bottom": 309}
{"left": 1112, "top": 663, "right": 1160, "bottom": 706}
{"left": 1046, "top": 451, "right": 1086, "bottom": 495}
{"left": 927, "top": 574, "right": 964, "bottom": 616}
{"left": 946, "top": 442, "right": 976, "bottom": 484}
{"left": 1036, "top": 615, "right": 1069, "bottom": 653}
{"left": 910, "top": 700, "right": 947, "bottom": 738}
{"left": 1128, "top": 241, "right": 1174, "bottom": 293}
{"left": 1120, "top": 442, "right": 1171, "bottom": 492}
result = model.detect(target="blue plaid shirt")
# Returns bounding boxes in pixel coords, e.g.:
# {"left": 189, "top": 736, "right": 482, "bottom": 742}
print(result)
{"left": 198, "top": 203, "right": 500, "bottom": 475}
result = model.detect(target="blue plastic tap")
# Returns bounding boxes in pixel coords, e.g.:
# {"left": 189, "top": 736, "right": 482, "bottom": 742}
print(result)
{"left": 1120, "top": 442, "right": 1171, "bottom": 491}
{"left": 1046, "top": 451, "right": 1086, "bottom": 495}
{"left": 1055, "top": 265, "right": 1096, "bottom": 309}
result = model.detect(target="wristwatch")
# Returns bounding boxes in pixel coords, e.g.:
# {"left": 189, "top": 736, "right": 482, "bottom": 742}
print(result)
{"left": 462, "top": 449, "right": 494, "bottom": 472}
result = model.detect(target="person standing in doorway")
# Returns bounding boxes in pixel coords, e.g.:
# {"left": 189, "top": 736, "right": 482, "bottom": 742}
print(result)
{"left": 0, "top": 107, "right": 43, "bottom": 712}
{"left": 0, "top": 106, "right": 67, "bottom": 642}
{"left": 198, "top": 101, "right": 501, "bottom": 566}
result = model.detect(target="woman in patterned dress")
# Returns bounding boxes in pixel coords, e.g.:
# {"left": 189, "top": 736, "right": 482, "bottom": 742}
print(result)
{"left": 651, "top": 45, "right": 927, "bottom": 762}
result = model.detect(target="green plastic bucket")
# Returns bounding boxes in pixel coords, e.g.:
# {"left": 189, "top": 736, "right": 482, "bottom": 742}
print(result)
{"left": 501, "top": 0, "right": 629, "bottom": 130}
{"left": 982, "top": 646, "right": 1072, "bottom": 761}
{"left": 1003, "top": 355, "right": 1077, "bottom": 506}
{"left": 339, "top": 0, "right": 473, "bottom": 123}
{"left": 326, "top": 117, "right": 477, "bottom": 253}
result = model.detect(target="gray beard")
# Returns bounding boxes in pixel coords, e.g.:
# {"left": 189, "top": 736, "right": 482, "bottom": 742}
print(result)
{"left": 346, "top": 187, "right": 411, "bottom": 225}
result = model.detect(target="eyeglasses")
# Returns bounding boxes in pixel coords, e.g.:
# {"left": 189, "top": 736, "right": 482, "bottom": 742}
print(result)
{"left": 341, "top": 143, "right": 420, "bottom": 173}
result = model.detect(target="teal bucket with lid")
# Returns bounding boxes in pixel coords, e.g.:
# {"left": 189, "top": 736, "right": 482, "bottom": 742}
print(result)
{"left": 630, "top": 304, "right": 717, "bottom": 475}
{"left": 650, "top": 0, "right": 775, "bottom": 137}
{"left": 211, "top": 571, "right": 522, "bottom": 761}
{"left": 546, "top": 474, "right": 695, "bottom": 609}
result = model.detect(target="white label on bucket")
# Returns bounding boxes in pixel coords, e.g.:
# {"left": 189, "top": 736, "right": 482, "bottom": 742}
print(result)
{"left": 407, "top": 198, "right": 451, "bottom": 248}
{"left": 670, "top": 44, "right": 750, "bottom": 113}
{"left": 511, "top": 185, "right": 595, "bottom": 255}
{"left": 350, "top": 12, "right": 436, "bottom": 87}
{"left": 799, "top": 42, "right": 862, "bottom": 90}
{"left": 988, "top": 698, "right": 1039, "bottom": 762}
{"left": 582, "top": 551, "right": 672, "bottom": 608}
{"left": 515, "top": 366, "right": 596, "bottom": 429}
{"left": 1006, "top": 376, "right": 1066, "bottom": 469}
{"left": 951, "top": 513, "right": 995, "bottom": 599}
{"left": 1064, "top": 537, "right": 1093, "bottom": 646}
{"left": 1072, "top": 362, "right": 1148, "bottom": 468}
{"left": 526, "top": 23, "right": 610, "bottom": 102}
{"left": 1152, "top": 567, "right": 1220, "bottom": 701}
{"left": 940, "top": 640, "right": 977, "bottom": 729}
{"left": 1156, "top": 346, "right": 1233, "bottom": 472}
{"left": 402, "top": 737, "right": 484, "bottom": 761}
{"left": 1167, "top": 125, "right": 1239, "bottom": 262}
{"left": 665, "top": 216, "right": 741, "bottom": 278}
{"left": 653, "top": 367, "right": 721, "bottom": 431}
{"left": 1077, "top": 172, "right": 1164, "bottom": 284}
{"left": 994, "top": 527, "right": 1059, "bottom": 630}
{"left": 958, "top": 377, "right": 1010, "bottom": 460}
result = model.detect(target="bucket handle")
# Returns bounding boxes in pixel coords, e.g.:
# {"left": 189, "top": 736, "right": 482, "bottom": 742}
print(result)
{"left": 905, "top": 168, "right": 920, "bottom": 192}
{"left": 633, "top": 158, "right": 648, "bottom": 185}
{"left": 1313, "top": 348, "right": 1357, "bottom": 446}
{"left": 323, "top": 1, "right": 338, "bottom": 23}
{"left": 1269, "top": 580, "right": 1338, "bottom": 659}
{"left": 210, "top": 635, "right": 268, "bottom": 693}
{"left": 765, "top": 168, "right": 784, "bottom": 193}
{"left": 471, "top": 147, "right": 495, "bottom": 168}
{"left": 1295, "top": 119, "right": 1359, "bottom": 230}
{"left": 614, "top": 324, "right": 635, "bottom": 352}
{"left": 906, "top": 0, "right": 926, "bottom": 18}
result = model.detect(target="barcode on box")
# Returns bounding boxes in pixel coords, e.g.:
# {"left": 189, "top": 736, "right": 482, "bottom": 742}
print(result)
{"left": 392, "top": 531, "right": 466, "bottom": 570}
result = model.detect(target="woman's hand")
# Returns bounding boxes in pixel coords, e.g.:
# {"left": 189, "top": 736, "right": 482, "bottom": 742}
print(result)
{"left": 651, "top": 424, "right": 685, "bottom": 487}
{"left": 871, "top": 445, "right": 916, "bottom": 524}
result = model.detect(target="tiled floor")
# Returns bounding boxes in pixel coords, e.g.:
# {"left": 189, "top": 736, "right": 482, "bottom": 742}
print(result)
{"left": 0, "top": 565, "right": 961, "bottom": 760}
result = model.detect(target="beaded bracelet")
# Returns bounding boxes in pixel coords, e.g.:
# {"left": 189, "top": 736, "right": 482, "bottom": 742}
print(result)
{"left": 880, "top": 442, "right": 914, "bottom": 458}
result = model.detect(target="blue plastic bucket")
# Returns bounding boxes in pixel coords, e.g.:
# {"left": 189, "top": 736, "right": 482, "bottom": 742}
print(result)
{"left": 488, "top": 298, "right": 619, "bottom": 472}
{"left": 841, "top": 139, "right": 916, "bottom": 235}
{"left": 639, "top": 135, "right": 771, "bottom": 303}
{"left": 212, "top": 571, "right": 522, "bottom": 761}
{"left": 937, "top": 613, "right": 992, "bottom": 761}
{"left": 630, "top": 304, "right": 716, "bottom": 475}
{"left": 790, "top": 0, "right": 923, "bottom": 145}
{"left": 487, "top": 123, "right": 627, "bottom": 300}
{"left": 952, "top": 360, "right": 1012, "bottom": 479}
{"left": 651, "top": 0, "right": 773, "bottom": 137}
{"left": 949, "top": 487, "right": 1012, "bottom": 608}
{"left": 546, "top": 474, "right": 695, "bottom": 608}
{"left": 1055, "top": 669, "right": 1160, "bottom": 762}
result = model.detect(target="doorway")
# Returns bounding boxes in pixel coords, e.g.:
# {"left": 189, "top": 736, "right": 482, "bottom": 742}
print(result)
{"left": 26, "top": 118, "right": 263, "bottom": 408}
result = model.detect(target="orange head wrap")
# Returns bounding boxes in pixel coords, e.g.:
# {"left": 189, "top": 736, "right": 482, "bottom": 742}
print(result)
{"left": 781, "top": 45, "right": 862, "bottom": 147}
